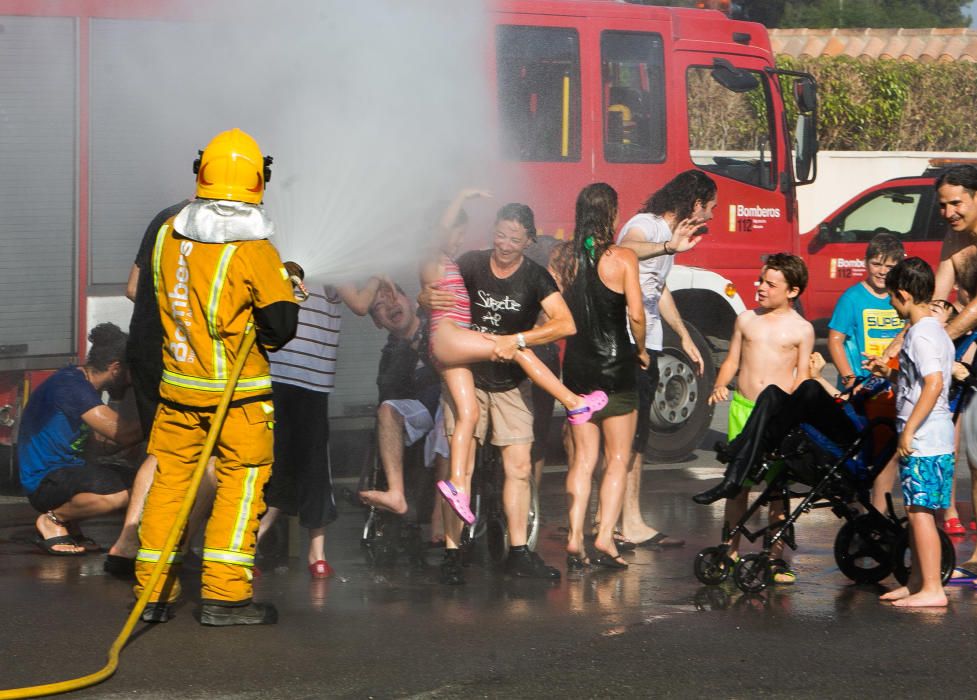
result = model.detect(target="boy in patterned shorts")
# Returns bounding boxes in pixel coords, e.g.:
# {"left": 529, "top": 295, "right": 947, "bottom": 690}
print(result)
{"left": 868, "top": 257, "right": 955, "bottom": 608}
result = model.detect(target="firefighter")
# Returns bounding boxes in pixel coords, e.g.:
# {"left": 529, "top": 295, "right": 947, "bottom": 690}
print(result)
{"left": 134, "top": 128, "right": 299, "bottom": 626}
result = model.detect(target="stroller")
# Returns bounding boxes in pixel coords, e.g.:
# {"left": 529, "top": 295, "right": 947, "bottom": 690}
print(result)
{"left": 694, "top": 376, "right": 956, "bottom": 594}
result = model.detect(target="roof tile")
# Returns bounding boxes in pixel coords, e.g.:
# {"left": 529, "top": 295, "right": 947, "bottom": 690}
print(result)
{"left": 770, "top": 27, "right": 977, "bottom": 62}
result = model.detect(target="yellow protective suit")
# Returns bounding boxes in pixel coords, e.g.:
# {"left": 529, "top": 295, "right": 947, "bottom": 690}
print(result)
{"left": 134, "top": 215, "right": 295, "bottom": 606}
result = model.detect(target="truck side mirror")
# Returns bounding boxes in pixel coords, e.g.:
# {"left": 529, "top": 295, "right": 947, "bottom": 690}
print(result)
{"left": 818, "top": 221, "right": 835, "bottom": 242}
{"left": 710, "top": 58, "right": 759, "bottom": 93}
{"left": 794, "top": 113, "right": 816, "bottom": 184}
{"left": 794, "top": 77, "right": 817, "bottom": 114}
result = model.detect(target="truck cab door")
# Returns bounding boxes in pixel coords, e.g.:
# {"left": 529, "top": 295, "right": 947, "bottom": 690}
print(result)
{"left": 805, "top": 183, "right": 940, "bottom": 325}
{"left": 675, "top": 51, "right": 794, "bottom": 293}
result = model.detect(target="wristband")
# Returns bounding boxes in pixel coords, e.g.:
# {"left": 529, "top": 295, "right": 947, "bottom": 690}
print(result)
{"left": 516, "top": 332, "right": 527, "bottom": 350}
{"left": 663, "top": 242, "right": 674, "bottom": 255}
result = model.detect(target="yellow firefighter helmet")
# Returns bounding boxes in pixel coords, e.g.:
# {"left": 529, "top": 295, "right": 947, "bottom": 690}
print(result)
{"left": 193, "top": 128, "right": 272, "bottom": 205}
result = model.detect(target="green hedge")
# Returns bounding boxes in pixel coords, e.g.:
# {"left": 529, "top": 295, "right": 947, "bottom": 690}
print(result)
{"left": 777, "top": 55, "right": 977, "bottom": 151}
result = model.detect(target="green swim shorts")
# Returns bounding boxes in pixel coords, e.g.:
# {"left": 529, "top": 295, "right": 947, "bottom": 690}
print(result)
{"left": 727, "top": 391, "right": 755, "bottom": 442}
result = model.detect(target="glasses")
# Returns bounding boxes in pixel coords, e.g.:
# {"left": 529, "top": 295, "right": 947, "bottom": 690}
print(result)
{"left": 867, "top": 259, "right": 897, "bottom": 271}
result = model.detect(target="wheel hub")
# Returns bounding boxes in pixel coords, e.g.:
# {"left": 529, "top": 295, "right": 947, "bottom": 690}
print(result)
{"left": 652, "top": 354, "right": 697, "bottom": 427}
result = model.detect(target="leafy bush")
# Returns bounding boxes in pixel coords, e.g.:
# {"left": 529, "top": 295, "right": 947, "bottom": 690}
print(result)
{"left": 778, "top": 55, "right": 977, "bottom": 150}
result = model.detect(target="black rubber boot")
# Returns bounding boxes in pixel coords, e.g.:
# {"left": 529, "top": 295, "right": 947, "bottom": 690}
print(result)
{"left": 140, "top": 602, "right": 174, "bottom": 623}
{"left": 692, "top": 480, "right": 742, "bottom": 505}
{"left": 199, "top": 602, "right": 278, "bottom": 626}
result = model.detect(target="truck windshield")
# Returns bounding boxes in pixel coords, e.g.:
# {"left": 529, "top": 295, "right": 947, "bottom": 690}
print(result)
{"left": 686, "top": 65, "right": 776, "bottom": 190}
{"left": 600, "top": 31, "right": 665, "bottom": 164}
{"left": 496, "top": 25, "right": 581, "bottom": 162}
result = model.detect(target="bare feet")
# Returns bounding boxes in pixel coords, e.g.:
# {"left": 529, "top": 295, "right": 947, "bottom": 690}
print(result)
{"left": 620, "top": 523, "right": 657, "bottom": 543}
{"left": 108, "top": 528, "right": 140, "bottom": 559}
{"left": 593, "top": 535, "right": 623, "bottom": 563}
{"left": 35, "top": 513, "right": 84, "bottom": 555}
{"left": 359, "top": 489, "right": 408, "bottom": 515}
{"left": 107, "top": 541, "right": 138, "bottom": 559}
{"left": 891, "top": 591, "right": 948, "bottom": 608}
{"left": 879, "top": 586, "right": 911, "bottom": 601}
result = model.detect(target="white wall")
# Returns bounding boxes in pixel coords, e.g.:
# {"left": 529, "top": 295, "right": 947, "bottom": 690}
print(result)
{"left": 796, "top": 150, "right": 971, "bottom": 233}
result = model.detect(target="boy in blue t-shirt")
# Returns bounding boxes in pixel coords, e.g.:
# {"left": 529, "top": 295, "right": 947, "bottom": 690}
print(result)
{"left": 867, "top": 258, "right": 954, "bottom": 607}
{"left": 828, "top": 233, "right": 905, "bottom": 391}
{"left": 18, "top": 323, "right": 142, "bottom": 555}
{"left": 828, "top": 234, "right": 906, "bottom": 514}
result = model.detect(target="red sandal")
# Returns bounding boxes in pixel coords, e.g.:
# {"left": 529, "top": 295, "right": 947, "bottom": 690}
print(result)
{"left": 309, "top": 560, "right": 334, "bottom": 579}
{"left": 943, "top": 517, "right": 966, "bottom": 535}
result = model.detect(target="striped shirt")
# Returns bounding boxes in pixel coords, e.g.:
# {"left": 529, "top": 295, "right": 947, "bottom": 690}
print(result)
{"left": 269, "top": 288, "right": 342, "bottom": 393}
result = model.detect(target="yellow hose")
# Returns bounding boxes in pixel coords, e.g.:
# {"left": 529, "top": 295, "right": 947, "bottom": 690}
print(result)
{"left": 0, "top": 329, "right": 258, "bottom": 700}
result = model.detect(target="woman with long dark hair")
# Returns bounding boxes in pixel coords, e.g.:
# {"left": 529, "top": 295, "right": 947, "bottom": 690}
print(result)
{"left": 552, "top": 183, "right": 649, "bottom": 569}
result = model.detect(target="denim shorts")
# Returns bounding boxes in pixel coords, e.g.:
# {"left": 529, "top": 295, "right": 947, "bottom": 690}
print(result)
{"left": 900, "top": 452, "right": 954, "bottom": 510}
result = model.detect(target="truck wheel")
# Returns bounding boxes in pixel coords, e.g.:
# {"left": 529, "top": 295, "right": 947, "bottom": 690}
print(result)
{"left": 645, "top": 323, "right": 716, "bottom": 463}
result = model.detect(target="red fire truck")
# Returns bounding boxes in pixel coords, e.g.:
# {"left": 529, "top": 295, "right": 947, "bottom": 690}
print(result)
{"left": 488, "top": 0, "right": 817, "bottom": 459}
{"left": 0, "top": 0, "right": 817, "bottom": 476}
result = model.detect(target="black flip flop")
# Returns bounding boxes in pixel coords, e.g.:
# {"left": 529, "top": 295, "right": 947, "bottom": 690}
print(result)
{"left": 71, "top": 534, "right": 103, "bottom": 553}
{"left": 34, "top": 534, "right": 86, "bottom": 557}
{"left": 635, "top": 532, "right": 686, "bottom": 548}
{"left": 592, "top": 552, "right": 628, "bottom": 570}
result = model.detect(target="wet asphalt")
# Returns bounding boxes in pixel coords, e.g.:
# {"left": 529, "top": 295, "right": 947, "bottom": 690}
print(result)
{"left": 2, "top": 410, "right": 977, "bottom": 698}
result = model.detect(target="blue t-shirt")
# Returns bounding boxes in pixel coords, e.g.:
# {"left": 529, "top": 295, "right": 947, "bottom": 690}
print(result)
{"left": 17, "top": 366, "right": 102, "bottom": 494}
{"left": 828, "top": 282, "right": 904, "bottom": 387}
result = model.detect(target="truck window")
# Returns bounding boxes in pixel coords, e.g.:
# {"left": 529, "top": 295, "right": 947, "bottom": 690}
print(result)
{"left": 496, "top": 25, "right": 580, "bottom": 162}
{"left": 830, "top": 187, "right": 932, "bottom": 244}
{"left": 600, "top": 31, "right": 665, "bottom": 164}
{"left": 686, "top": 65, "right": 775, "bottom": 190}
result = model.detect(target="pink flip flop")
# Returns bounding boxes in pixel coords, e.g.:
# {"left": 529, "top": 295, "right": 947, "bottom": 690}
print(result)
{"left": 437, "top": 480, "right": 475, "bottom": 525}
{"left": 566, "top": 390, "right": 609, "bottom": 425}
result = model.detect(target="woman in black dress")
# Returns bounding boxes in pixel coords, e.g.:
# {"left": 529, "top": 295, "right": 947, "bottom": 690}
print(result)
{"left": 552, "top": 183, "right": 649, "bottom": 569}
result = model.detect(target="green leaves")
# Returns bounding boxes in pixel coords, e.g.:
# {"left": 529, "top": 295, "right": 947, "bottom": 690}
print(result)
{"left": 776, "top": 55, "right": 977, "bottom": 150}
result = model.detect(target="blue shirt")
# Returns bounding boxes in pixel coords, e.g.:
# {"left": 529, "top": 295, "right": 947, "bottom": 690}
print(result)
{"left": 828, "top": 282, "right": 903, "bottom": 387}
{"left": 17, "top": 366, "right": 102, "bottom": 494}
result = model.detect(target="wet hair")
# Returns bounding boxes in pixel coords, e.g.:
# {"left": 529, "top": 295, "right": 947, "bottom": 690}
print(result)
{"left": 640, "top": 169, "right": 717, "bottom": 221}
{"left": 763, "top": 253, "right": 808, "bottom": 296}
{"left": 886, "top": 257, "right": 935, "bottom": 304}
{"left": 495, "top": 203, "right": 537, "bottom": 240}
{"left": 284, "top": 261, "right": 305, "bottom": 281}
{"left": 86, "top": 323, "right": 128, "bottom": 372}
{"left": 552, "top": 183, "right": 618, "bottom": 288}
{"left": 936, "top": 164, "right": 977, "bottom": 195}
{"left": 865, "top": 233, "right": 905, "bottom": 264}
{"left": 367, "top": 283, "right": 409, "bottom": 322}
{"left": 931, "top": 298, "right": 958, "bottom": 322}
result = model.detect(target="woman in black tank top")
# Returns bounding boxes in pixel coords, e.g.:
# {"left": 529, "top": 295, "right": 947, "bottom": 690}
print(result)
{"left": 552, "top": 183, "right": 650, "bottom": 570}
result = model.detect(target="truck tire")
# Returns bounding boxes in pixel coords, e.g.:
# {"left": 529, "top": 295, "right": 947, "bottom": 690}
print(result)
{"left": 644, "top": 323, "right": 716, "bottom": 463}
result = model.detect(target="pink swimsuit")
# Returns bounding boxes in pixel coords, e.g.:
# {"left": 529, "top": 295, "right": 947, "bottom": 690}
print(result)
{"left": 431, "top": 255, "right": 471, "bottom": 330}
{"left": 429, "top": 256, "right": 471, "bottom": 368}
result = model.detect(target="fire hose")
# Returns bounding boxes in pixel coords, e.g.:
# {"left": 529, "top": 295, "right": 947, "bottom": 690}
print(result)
{"left": 0, "top": 328, "right": 258, "bottom": 699}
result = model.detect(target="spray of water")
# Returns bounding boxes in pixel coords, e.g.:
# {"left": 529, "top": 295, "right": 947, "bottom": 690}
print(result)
{"left": 105, "top": 0, "right": 492, "bottom": 285}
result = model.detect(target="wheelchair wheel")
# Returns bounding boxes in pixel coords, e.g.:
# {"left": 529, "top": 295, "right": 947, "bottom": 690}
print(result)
{"left": 361, "top": 509, "right": 379, "bottom": 548}
{"left": 694, "top": 546, "right": 734, "bottom": 585}
{"left": 734, "top": 553, "right": 772, "bottom": 594}
{"left": 892, "top": 527, "right": 956, "bottom": 586}
{"left": 833, "top": 515, "right": 895, "bottom": 584}
{"left": 526, "top": 478, "right": 541, "bottom": 552}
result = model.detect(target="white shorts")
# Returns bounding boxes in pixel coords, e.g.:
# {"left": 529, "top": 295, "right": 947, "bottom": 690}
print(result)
{"left": 381, "top": 399, "right": 449, "bottom": 466}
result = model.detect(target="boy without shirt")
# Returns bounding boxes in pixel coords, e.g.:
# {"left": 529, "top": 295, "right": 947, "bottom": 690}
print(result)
{"left": 707, "top": 253, "right": 814, "bottom": 578}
